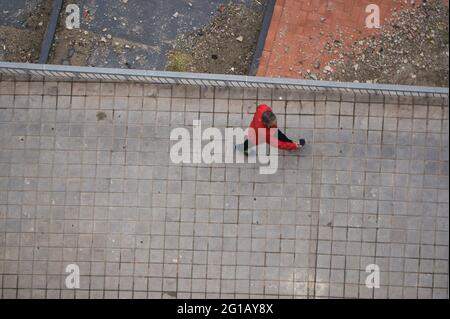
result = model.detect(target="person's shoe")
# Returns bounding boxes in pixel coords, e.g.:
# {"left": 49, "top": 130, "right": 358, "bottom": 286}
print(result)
{"left": 299, "top": 139, "right": 306, "bottom": 147}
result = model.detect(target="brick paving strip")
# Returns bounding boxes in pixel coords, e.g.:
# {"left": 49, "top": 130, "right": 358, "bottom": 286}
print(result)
{"left": 0, "top": 69, "right": 448, "bottom": 298}
{"left": 257, "top": 0, "right": 446, "bottom": 79}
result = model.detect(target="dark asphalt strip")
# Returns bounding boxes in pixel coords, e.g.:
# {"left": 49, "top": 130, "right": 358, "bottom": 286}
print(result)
{"left": 248, "top": 0, "right": 276, "bottom": 76}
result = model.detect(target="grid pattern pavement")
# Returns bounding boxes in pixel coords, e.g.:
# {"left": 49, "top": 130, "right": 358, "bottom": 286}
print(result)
{"left": 0, "top": 80, "right": 448, "bottom": 299}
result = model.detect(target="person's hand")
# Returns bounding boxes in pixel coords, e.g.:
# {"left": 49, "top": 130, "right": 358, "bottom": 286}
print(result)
{"left": 294, "top": 142, "right": 302, "bottom": 150}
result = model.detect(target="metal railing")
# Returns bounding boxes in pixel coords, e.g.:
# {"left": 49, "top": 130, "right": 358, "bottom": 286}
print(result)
{"left": 0, "top": 62, "right": 448, "bottom": 97}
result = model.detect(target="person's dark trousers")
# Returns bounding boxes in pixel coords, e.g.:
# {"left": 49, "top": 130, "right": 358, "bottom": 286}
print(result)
{"left": 243, "top": 129, "right": 292, "bottom": 152}
{"left": 276, "top": 129, "right": 294, "bottom": 143}
{"left": 243, "top": 139, "right": 250, "bottom": 153}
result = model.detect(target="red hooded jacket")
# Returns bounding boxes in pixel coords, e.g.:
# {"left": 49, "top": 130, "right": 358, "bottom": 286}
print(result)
{"left": 247, "top": 104, "right": 298, "bottom": 151}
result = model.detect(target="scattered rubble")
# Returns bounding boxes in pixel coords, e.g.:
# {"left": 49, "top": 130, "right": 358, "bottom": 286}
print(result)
{"left": 0, "top": 0, "right": 52, "bottom": 63}
{"left": 48, "top": 0, "right": 160, "bottom": 69}
{"left": 325, "top": 0, "right": 449, "bottom": 87}
{"left": 166, "top": 2, "right": 266, "bottom": 75}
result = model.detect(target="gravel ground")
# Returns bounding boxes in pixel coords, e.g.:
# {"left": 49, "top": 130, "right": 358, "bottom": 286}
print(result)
{"left": 167, "top": 1, "right": 266, "bottom": 75}
{"left": 0, "top": 0, "right": 52, "bottom": 63}
{"left": 322, "top": 0, "right": 449, "bottom": 87}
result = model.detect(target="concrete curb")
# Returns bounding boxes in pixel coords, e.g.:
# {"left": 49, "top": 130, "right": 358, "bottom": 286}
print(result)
{"left": 248, "top": 0, "right": 276, "bottom": 76}
{"left": 39, "top": 0, "right": 63, "bottom": 64}
{"left": 0, "top": 61, "right": 448, "bottom": 97}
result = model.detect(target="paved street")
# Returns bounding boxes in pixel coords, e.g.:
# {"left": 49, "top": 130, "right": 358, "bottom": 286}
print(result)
{"left": 0, "top": 79, "right": 448, "bottom": 298}
{"left": 55, "top": 0, "right": 262, "bottom": 70}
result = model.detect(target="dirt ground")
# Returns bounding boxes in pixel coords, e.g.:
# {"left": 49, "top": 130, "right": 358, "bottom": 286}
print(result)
{"left": 324, "top": 0, "right": 449, "bottom": 87}
{"left": 166, "top": 2, "right": 267, "bottom": 75}
{"left": 0, "top": 0, "right": 52, "bottom": 63}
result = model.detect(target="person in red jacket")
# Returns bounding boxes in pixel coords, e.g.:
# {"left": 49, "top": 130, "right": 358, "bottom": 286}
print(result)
{"left": 242, "top": 104, "right": 305, "bottom": 155}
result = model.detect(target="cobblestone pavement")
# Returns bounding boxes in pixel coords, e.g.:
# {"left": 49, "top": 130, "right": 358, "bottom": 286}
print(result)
{"left": 0, "top": 79, "right": 448, "bottom": 298}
